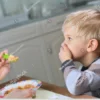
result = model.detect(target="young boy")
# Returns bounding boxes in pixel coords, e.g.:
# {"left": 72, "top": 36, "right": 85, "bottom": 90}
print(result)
{"left": 59, "top": 9, "right": 100, "bottom": 97}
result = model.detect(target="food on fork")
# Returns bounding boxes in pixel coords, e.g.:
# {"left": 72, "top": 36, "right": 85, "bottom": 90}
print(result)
{"left": 3, "top": 53, "right": 19, "bottom": 63}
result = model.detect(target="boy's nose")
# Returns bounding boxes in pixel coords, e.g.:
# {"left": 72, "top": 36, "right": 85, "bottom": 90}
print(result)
{"left": 61, "top": 42, "right": 66, "bottom": 47}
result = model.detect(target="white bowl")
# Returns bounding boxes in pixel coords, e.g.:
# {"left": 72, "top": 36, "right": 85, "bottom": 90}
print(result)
{"left": 0, "top": 80, "right": 42, "bottom": 96}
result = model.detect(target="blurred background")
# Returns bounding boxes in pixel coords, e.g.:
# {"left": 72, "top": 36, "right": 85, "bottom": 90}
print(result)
{"left": 0, "top": 0, "right": 99, "bottom": 30}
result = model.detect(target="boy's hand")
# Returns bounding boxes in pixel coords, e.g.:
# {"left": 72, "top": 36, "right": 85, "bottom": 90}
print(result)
{"left": 4, "top": 88, "right": 36, "bottom": 98}
{"left": 59, "top": 43, "right": 72, "bottom": 63}
{"left": 0, "top": 50, "right": 10, "bottom": 80}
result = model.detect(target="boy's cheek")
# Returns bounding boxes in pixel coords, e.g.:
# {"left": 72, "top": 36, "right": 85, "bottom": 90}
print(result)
{"left": 66, "top": 45, "right": 72, "bottom": 51}
{"left": 67, "top": 46, "right": 78, "bottom": 58}
{"left": 71, "top": 48, "right": 86, "bottom": 59}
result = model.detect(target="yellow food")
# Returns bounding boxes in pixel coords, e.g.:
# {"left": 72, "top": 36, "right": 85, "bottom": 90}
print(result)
{"left": 4, "top": 84, "right": 35, "bottom": 96}
{"left": 8, "top": 55, "right": 19, "bottom": 62}
{"left": 4, "top": 89, "right": 14, "bottom": 96}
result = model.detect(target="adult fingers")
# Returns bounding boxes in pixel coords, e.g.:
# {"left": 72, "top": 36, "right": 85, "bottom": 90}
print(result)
{"left": 0, "top": 65, "right": 10, "bottom": 80}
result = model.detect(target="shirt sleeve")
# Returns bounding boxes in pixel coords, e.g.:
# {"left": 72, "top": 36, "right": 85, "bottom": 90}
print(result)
{"left": 61, "top": 60, "right": 100, "bottom": 95}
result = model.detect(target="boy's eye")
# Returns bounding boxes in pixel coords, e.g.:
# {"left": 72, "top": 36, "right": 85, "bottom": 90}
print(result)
{"left": 68, "top": 37, "right": 72, "bottom": 40}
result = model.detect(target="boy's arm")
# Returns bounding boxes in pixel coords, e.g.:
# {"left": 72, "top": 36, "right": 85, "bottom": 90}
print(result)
{"left": 61, "top": 59, "right": 99, "bottom": 95}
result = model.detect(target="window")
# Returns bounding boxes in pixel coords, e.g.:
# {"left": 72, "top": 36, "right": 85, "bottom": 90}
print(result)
{"left": 0, "top": 0, "right": 99, "bottom": 31}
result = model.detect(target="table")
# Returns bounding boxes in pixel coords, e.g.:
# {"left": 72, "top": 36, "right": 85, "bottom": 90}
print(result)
{"left": 0, "top": 76, "right": 96, "bottom": 99}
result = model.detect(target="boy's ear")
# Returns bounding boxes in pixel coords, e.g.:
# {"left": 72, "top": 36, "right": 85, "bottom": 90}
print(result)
{"left": 87, "top": 39, "right": 98, "bottom": 52}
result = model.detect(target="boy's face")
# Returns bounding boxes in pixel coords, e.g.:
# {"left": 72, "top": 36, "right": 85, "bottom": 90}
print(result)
{"left": 62, "top": 27, "right": 88, "bottom": 60}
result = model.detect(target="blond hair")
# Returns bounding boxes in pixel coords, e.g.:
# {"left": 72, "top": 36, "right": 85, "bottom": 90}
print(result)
{"left": 62, "top": 9, "right": 100, "bottom": 41}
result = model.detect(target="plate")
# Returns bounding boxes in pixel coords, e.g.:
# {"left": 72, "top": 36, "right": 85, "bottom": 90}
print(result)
{"left": 0, "top": 80, "right": 42, "bottom": 96}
